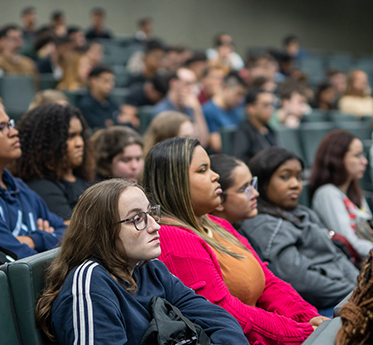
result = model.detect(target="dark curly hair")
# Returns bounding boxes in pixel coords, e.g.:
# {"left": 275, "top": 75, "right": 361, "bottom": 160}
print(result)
{"left": 11, "top": 104, "right": 94, "bottom": 182}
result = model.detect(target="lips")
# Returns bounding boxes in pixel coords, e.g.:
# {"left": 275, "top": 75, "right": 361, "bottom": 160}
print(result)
{"left": 149, "top": 236, "right": 160, "bottom": 244}
{"left": 215, "top": 184, "right": 222, "bottom": 195}
{"left": 12, "top": 140, "right": 20, "bottom": 148}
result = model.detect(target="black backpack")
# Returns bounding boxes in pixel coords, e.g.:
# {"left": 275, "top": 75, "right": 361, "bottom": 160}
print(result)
{"left": 140, "top": 296, "right": 211, "bottom": 345}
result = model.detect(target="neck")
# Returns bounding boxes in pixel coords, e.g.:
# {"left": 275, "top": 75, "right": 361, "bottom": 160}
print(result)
{"left": 213, "top": 94, "right": 228, "bottom": 110}
{"left": 196, "top": 215, "right": 204, "bottom": 228}
{"left": 2, "top": 50, "right": 16, "bottom": 60}
{"left": 339, "top": 179, "right": 352, "bottom": 194}
{"left": 249, "top": 115, "right": 267, "bottom": 132}
{"left": 90, "top": 88, "right": 106, "bottom": 103}
{"left": 63, "top": 169, "right": 76, "bottom": 183}
{"left": 25, "top": 23, "right": 35, "bottom": 31}
{"left": 168, "top": 91, "right": 182, "bottom": 108}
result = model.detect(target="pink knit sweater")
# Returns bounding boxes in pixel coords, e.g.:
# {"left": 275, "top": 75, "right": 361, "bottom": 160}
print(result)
{"left": 159, "top": 215, "right": 318, "bottom": 345}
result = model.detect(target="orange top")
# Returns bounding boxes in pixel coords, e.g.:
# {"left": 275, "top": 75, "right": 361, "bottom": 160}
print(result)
{"left": 212, "top": 232, "right": 265, "bottom": 306}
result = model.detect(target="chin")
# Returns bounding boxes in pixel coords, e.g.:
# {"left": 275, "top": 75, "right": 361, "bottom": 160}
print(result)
{"left": 247, "top": 209, "right": 258, "bottom": 218}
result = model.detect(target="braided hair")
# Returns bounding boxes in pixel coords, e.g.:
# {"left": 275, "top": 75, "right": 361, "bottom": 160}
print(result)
{"left": 336, "top": 249, "right": 373, "bottom": 345}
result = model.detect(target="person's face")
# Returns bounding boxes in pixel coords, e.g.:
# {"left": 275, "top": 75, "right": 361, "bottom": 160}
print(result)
{"left": 352, "top": 71, "right": 368, "bottom": 93}
{"left": 0, "top": 109, "right": 21, "bottom": 166}
{"left": 174, "top": 68, "right": 197, "bottom": 96}
{"left": 23, "top": 11, "right": 37, "bottom": 28}
{"left": 189, "top": 145, "right": 222, "bottom": 217}
{"left": 91, "top": 72, "right": 115, "bottom": 97}
{"left": 218, "top": 163, "right": 259, "bottom": 224}
{"left": 163, "top": 51, "right": 180, "bottom": 72}
{"left": 92, "top": 12, "right": 105, "bottom": 27}
{"left": 203, "top": 68, "right": 224, "bottom": 96}
{"left": 286, "top": 40, "right": 299, "bottom": 56}
{"left": 66, "top": 117, "right": 84, "bottom": 169}
{"left": 71, "top": 31, "right": 86, "bottom": 48}
{"left": 4, "top": 29, "right": 23, "bottom": 54}
{"left": 117, "top": 187, "right": 161, "bottom": 270}
{"left": 177, "top": 120, "right": 195, "bottom": 138}
{"left": 284, "top": 92, "right": 307, "bottom": 118}
{"left": 344, "top": 138, "right": 367, "bottom": 181}
{"left": 189, "top": 61, "right": 207, "bottom": 82}
{"left": 320, "top": 87, "right": 336, "bottom": 105}
{"left": 111, "top": 144, "right": 144, "bottom": 182}
{"left": 248, "top": 92, "right": 274, "bottom": 125}
{"left": 86, "top": 43, "right": 103, "bottom": 65}
{"left": 330, "top": 73, "right": 346, "bottom": 94}
{"left": 144, "top": 49, "right": 165, "bottom": 71}
{"left": 224, "top": 85, "right": 246, "bottom": 109}
{"left": 141, "top": 22, "right": 153, "bottom": 36}
{"left": 266, "top": 159, "right": 303, "bottom": 210}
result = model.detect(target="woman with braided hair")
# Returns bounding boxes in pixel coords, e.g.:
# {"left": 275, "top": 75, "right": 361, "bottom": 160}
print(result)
{"left": 336, "top": 249, "right": 373, "bottom": 345}
{"left": 10, "top": 103, "right": 94, "bottom": 222}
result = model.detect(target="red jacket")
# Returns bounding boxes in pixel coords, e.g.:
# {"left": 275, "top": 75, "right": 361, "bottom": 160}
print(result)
{"left": 159, "top": 215, "right": 318, "bottom": 345}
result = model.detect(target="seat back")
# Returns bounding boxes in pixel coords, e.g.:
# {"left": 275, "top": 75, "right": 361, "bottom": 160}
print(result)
{"left": 302, "top": 318, "right": 341, "bottom": 345}
{"left": 6, "top": 248, "right": 60, "bottom": 345}
{"left": 220, "top": 127, "right": 237, "bottom": 155}
{"left": 0, "top": 270, "right": 21, "bottom": 345}
{"left": 275, "top": 126, "right": 305, "bottom": 162}
{"left": 139, "top": 106, "right": 154, "bottom": 134}
{"left": 336, "top": 122, "right": 373, "bottom": 141}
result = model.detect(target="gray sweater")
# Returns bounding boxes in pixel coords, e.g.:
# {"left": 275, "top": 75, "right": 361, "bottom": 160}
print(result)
{"left": 239, "top": 205, "right": 358, "bottom": 309}
{"left": 312, "top": 184, "right": 373, "bottom": 258}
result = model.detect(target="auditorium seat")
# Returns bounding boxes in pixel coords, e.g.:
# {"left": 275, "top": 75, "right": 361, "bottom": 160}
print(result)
{"left": 0, "top": 270, "right": 20, "bottom": 345}
{"left": 329, "top": 111, "right": 358, "bottom": 125}
{"left": 334, "top": 291, "right": 353, "bottom": 317}
{"left": 138, "top": 106, "right": 154, "bottom": 134}
{"left": 302, "top": 317, "right": 341, "bottom": 345}
{"left": 5, "top": 248, "right": 59, "bottom": 345}
{"left": 302, "top": 109, "right": 328, "bottom": 123}
{"left": 39, "top": 74, "right": 58, "bottom": 90}
{"left": 336, "top": 122, "right": 372, "bottom": 141}
{"left": 327, "top": 54, "right": 354, "bottom": 72}
{"left": 220, "top": 126, "right": 237, "bottom": 155}
{"left": 275, "top": 125, "right": 305, "bottom": 162}
{"left": 111, "top": 88, "right": 129, "bottom": 105}
{"left": 297, "top": 56, "right": 326, "bottom": 86}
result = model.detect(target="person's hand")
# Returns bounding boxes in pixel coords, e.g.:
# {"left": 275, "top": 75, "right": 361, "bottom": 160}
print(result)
{"left": 180, "top": 93, "right": 201, "bottom": 111}
{"left": 16, "top": 236, "right": 35, "bottom": 249}
{"left": 309, "top": 316, "right": 330, "bottom": 329}
{"left": 37, "top": 218, "right": 55, "bottom": 233}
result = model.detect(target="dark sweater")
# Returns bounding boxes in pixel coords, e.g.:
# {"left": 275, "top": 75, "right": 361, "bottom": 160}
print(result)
{"left": 27, "top": 177, "right": 89, "bottom": 221}
{"left": 51, "top": 259, "right": 249, "bottom": 345}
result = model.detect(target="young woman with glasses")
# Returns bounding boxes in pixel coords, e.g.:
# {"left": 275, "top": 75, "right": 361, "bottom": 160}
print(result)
{"left": 35, "top": 179, "right": 249, "bottom": 345}
{"left": 241, "top": 147, "right": 359, "bottom": 318}
{"left": 309, "top": 129, "right": 373, "bottom": 259}
{"left": 143, "top": 137, "right": 326, "bottom": 345}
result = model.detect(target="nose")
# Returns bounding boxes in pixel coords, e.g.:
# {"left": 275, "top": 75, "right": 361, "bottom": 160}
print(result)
{"left": 362, "top": 156, "right": 368, "bottom": 166}
{"left": 75, "top": 135, "right": 84, "bottom": 148}
{"left": 211, "top": 170, "right": 219, "bottom": 182}
{"left": 9, "top": 126, "right": 18, "bottom": 137}
{"left": 252, "top": 188, "right": 259, "bottom": 198}
{"left": 129, "top": 159, "right": 141, "bottom": 171}
{"left": 147, "top": 215, "right": 161, "bottom": 232}
{"left": 289, "top": 177, "right": 301, "bottom": 189}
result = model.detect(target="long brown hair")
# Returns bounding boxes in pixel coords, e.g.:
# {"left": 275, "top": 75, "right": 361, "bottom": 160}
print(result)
{"left": 336, "top": 249, "right": 373, "bottom": 345}
{"left": 35, "top": 179, "right": 142, "bottom": 340}
{"left": 143, "top": 137, "right": 249, "bottom": 258}
{"left": 308, "top": 129, "right": 363, "bottom": 208}
{"left": 344, "top": 70, "right": 370, "bottom": 97}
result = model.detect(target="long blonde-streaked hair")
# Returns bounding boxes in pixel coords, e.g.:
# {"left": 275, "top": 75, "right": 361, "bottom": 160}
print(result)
{"left": 344, "top": 69, "right": 371, "bottom": 97}
{"left": 35, "top": 179, "right": 142, "bottom": 341}
{"left": 143, "top": 111, "right": 193, "bottom": 158}
{"left": 143, "top": 137, "right": 249, "bottom": 258}
{"left": 57, "top": 53, "right": 87, "bottom": 91}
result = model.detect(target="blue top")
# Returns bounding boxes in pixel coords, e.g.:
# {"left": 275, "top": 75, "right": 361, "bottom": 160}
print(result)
{"left": 152, "top": 97, "right": 194, "bottom": 119}
{"left": 203, "top": 100, "right": 244, "bottom": 133}
{"left": 0, "top": 169, "right": 66, "bottom": 259}
{"left": 51, "top": 259, "right": 249, "bottom": 345}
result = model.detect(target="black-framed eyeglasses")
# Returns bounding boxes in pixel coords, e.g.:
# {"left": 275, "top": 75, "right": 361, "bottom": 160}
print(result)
{"left": 0, "top": 119, "right": 15, "bottom": 136}
{"left": 118, "top": 205, "right": 161, "bottom": 231}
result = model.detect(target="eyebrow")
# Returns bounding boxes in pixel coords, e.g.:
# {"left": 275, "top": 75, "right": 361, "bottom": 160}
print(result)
{"left": 124, "top": 203, "right": 151, "bottom": 218}
{"left": 198, "top": 163, "right": 208, "bottom": 169}
{"left": 279, "top": 169, "right": 303, "bottom": 173}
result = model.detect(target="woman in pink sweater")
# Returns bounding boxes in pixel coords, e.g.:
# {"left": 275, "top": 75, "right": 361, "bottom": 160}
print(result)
{"left": 143, "top": 137, "right": 327, "bottom": 345}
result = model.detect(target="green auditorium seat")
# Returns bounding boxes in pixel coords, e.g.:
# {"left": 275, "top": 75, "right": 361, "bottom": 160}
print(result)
{"left": 0, "top": 270, "right": 21, "bottom": 345}
{"left": 334, "top": 291, "right": 353, "bottom": 317}
{"left": 329, "top": 110, "right": 357, "bottom": 125}
{"left": 275, "top": 126, "right": 305, "bottom": 162}
{"left": 39, "top": 74, "right": 58, "bottom": 91}
{"left": 138, "top": 106, "right": 154, "bottom": 134}
{"left": 6, "top": 248, "right": 59, "bottom": 345}
{"left": 220, "top": 127, "right": 237, "bottom": 155}
{"left": 302, "top": 109, "right": 328, "bottom": 123}
{"left": 0, "top": 75, "right": 36, "bottom": 121}
{"left": 63, "top": 89, "right": 86, "bottom": 107}
{"left": 327, "top": 54, "right": 354, "bottom": 73}
{"left": 299, "top": 122, "right": 335, "bottom": 167}
{"left": 297, "top": 56, "right": 326, "bottom": 86}
{"left": 336, "top": 122, "right": 372, "bottom": 141}
{"left": 302, "top": 318, "right": 342, "bottom": 345}
{"left": 111, "top": 88, "right": 129, "bottom": 105}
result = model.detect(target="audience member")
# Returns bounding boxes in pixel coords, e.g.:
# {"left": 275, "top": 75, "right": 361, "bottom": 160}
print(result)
{"left": 197, "top": 66, "right": 224, "bottom": 105}
{"left": 162, "top": 45, "right": 184, "bottom": 72}
{"left": 206, "top": 33, "right": 244, "bottom": 71}
{"left": 81, "top": 41, "right": 103, "bottom": 68}
{"left": 67, "top": 26, "right": 86, "bottom": 52}
{"left": 283, "top": 35, "right": 306, "bottom": 60}
{"left": 135, "top": 17, "right": 153, "bottom": 41}
{"left": 210, "top": 154, "right": 259, "bottom": 229}
{"left": 233, "top": 88, "right": 277, "bottom": 165}
{"left": 12, "top": 104, "right": 94, "bottom": 222}
{"left": 336, "top": 249, "right": 373, "bottom": 345}
{"left": 143, "top": 137, "right": 325, "bottom": 344}
{"left": 120, "top": 72, "right": 169, "bottom": 125}
{"left": 29, "top": 89, "right": 68, "bottom": 110}
{"left": 153, "top": 67, "right": 209, "bottom": 147}
{"left": 309, "top": 130, "right": 373, "bottom": 258}
{"left": 86, "top": 7, "right": 113, "bottom": 40}
{"left": 35, "top": 179, "right": 248, "bottom": 345}
{"left": 127, "top": 39, "right": 166, "bottom": 84}
{"left": 271, "top": 82, "right": 308, "bottom": 128}
{"left": 241, "top": 147, "right": 358, "bottom": 316}
{"left": 339, "top": 70, "right": 373, "bottom": 116}
{"left": 50, "top": 11, "right": 67, "bottom": 37}
{"left": 184, "top": 51, "right": 208, "bottom": 82}
{"left": 143, "top": 111, "right": 194, "bottom": 156}
{"left": 20, "top": 7, "right": 37, "bottom": 43}
{"left": 91, "top": 126, "right": 144, "bottom": 182}
{"left": 0, "top": 104, "right": 66, "bottom": 259}
{"left": 78, "top": 64, "right": 119, "bottom": 130}
{"left": 56, "top": 53, "right": 89, "bottom": 91}
{"left": 327, "top": 69, "right": 347, "bottom": 105}
{"left": 203, "top": 71, "right": 246, "bottom": 152}
{"left": 0, "top": 24, "right": 38, "bottom": 78}
{"left": 313, "top": 81, "right": 337, "bottom": 110}
{"left": 252, "top": 76, "right": 277, "bottom": 93}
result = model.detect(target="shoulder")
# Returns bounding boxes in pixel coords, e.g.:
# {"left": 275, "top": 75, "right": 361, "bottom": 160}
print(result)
{"left": 78, "top": 93, "right": 96, "bottom": 107}
{"left": 202, "top": 100, "right": 218, "bottom": 113}
{"left": 19, "top": 55, "right": 35, "bottom": 66}
{"left": 313, "top": 184, "right": 343, "bottom": 201}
